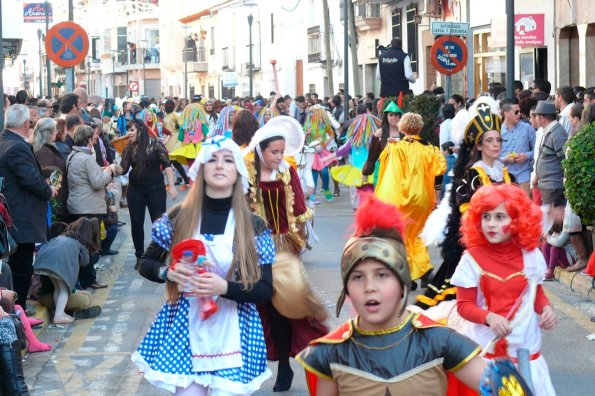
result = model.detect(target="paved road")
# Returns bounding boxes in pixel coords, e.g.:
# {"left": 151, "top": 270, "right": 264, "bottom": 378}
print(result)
{"left": 24, "top": 192, "right": 595, "bottom": 395}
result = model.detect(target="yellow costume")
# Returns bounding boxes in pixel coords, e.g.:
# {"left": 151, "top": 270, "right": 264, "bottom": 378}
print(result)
{"left": 163, "top": 112, "right": 182, "bottom": 153}
{"left": 375, "top": 135, "right": 447, "bottom": 280}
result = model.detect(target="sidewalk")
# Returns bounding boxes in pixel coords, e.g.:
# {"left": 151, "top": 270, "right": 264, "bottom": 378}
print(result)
{"left": 554, "top": 266, "right": 595, "bottom": 302}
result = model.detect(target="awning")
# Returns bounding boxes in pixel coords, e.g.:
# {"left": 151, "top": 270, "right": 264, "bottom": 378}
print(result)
{"left": 179, "top": 9, "right": 211, "bottom": 24}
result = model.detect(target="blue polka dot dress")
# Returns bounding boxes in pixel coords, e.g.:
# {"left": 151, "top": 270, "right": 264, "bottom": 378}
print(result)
{"left": 132, "top": 214, "right": 275, "bottom": 394}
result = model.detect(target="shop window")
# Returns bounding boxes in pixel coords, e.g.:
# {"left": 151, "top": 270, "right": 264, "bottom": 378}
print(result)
{"left": 473, "top": 31, "right": 505, "bottom": 94}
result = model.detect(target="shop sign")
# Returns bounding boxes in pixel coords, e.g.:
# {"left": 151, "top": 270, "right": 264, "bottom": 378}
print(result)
{"left": 24, "top": 3, "right": 53, "bottom": 23}
{"left": 222, "top": 72, "right": 239, "bottom": 87}
{"left": 514, "top": 14, "right": 544, "bottom": 47}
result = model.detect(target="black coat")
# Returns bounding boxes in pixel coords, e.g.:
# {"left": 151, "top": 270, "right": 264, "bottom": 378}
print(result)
{"left": 0, "top": 129, "right": 52, "bottom": 243}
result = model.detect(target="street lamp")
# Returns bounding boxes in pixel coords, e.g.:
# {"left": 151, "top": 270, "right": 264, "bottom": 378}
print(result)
{"left": 37, "top": 29, "right": 43, "bottom": 96}
{"left": 138, "top": 39, "right": 148, "bottom": 96}
{"left": 22, "top": 56, "right": 28, "bottom": 91}
{"left": 248, "top": 13, "right": 253, "bottom": 97}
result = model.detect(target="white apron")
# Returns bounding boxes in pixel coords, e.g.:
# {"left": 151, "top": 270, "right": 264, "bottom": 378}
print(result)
{"left": 188, "top": 210, "right": 243, "bottom": 372}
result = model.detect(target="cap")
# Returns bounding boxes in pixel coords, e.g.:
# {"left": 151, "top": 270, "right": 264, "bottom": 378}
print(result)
{"left": 534, "top": 100, "right": 557, "bottom": 115}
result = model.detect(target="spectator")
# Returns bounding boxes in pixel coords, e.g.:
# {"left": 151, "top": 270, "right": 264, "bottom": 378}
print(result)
{"left": 15, "top": 90, "right": 28, "bottom": 105}
{"left": 54, "top": 118, "right": 71, "bottom": 160}
{"left": 439, "top": 103, "right": 456, "bottom": 147}
{"left": 231, "top": 109, "right": 259, "bottom": 147}
{"left": 517, "top": 89, "right": 532, "bottom": 101}
{"left": 533, "top": 100, "right": 567, "bottom": 221}
{"left": 555, "top": 85, "right": 574, "bottom": 134}
{"left": 0, "top": 104, "right": 56, "bottom": 309}
{"left": 499, "top": 98, "right": 536, "bottom": 195}
{"left": 116, "top": 101, "right": 133, "bottom": 136}
{"left": 519, "top": 96, "right": 538, "bottom": 122}
{"left": 448, "top": 94, "right": 464, "bottom": 113}
{"left": 573, "top": 86, "right": 585, "bottom": 104}
{"left": 377, "top": 37, "right": 416, "bottom": 98}
{"left": 64, "top": 114, "right": 82, "bottom": 148}
{"left": 514, "top": 80, "right": 524, "bottom": 97}
{"left": 33, "top": 118, "right": 69, "bottom": 222}
{"left": 569, "top": 103, "right": 584, "bottom": 138}
{"left": 531, "top": 79, "right": 551, "bottom": 96}
{"left": 28, "top": 105, "right": 40, "bottom": 131}
{"left": 59, "top": 93, "right": 80, "bottom": 118}
{"left": 67, "top": 125, "right": 119, "bottom": 289}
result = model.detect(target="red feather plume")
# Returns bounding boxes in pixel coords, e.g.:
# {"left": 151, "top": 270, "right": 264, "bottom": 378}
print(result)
{"left": 354, "top": 193, "right": 405, "bottom": 238}
{"left": 397, "top": 91, "right": 403, "bottom": 109}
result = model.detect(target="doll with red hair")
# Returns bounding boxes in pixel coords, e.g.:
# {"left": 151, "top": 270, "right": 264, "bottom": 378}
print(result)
{"left": 451, "top": 184, "right": 557, "bottom": 395}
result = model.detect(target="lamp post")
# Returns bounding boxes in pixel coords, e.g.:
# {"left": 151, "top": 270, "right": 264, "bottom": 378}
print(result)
{"left": 37, "top": 29, "right": 43, "bottom": 96}
{"left": 44, "top": 1, "right": 51, "bottom": 97}
{"left": 23, "top": 57, "right": 28, "bottom": 91}
{"left": 248, "top": 13, "right": 253, "bottom": 97}
{"left": 138, "top": 39, "right": 148, "bottom": 96}
{"left": 86, "top": 56, "right": 91, "bottom": 95}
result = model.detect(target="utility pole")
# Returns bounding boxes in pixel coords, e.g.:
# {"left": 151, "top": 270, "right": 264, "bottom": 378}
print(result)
{"left": 38, "top": 29, "right": 43, "bottom": 96}
{"left": 322, "top": 0, "right": 333, "bottom": 96}
{"left": 506, "top": 0, "right": 514, "bottom": 99}
{"left": 65, "top": 0, "right": 75, "bottom": 92}
{"left": 45, "top": 1, "right": 52, "bottom": 97}
{"left": 348, "top": 1, "right": 360, "bottom": 96}
{"left": 343, "top": 0, "right": 349, "bottom": 122}
{"left": 182, "top": 24, "right": 190, "bottom": 99}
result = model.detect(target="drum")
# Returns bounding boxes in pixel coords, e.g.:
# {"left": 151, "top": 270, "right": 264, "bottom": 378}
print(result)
{"left": 111, "top": 135, "right": 129, "bottom": 154}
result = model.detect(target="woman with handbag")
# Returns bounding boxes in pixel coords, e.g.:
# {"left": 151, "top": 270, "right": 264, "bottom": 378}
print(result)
{"left": 244, "top": 123, "right": 328, "bottom": 392}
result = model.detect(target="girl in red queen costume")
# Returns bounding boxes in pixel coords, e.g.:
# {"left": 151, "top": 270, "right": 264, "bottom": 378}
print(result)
{"left": 452, "top": 184, "right": 557, "bottom": 396}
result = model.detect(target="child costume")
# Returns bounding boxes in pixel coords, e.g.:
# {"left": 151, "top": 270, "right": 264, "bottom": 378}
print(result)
{"left": 297, "top": 195, "right": 494, "bottom": 395}
{"left": 168, "top": 103, "right": 210, "bottom": 165}
{"left": 132, "top": 137, "right": 274, "bottom": 394}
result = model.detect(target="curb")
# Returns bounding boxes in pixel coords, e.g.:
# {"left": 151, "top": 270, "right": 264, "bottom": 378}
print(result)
{"left": 554, "top": 267, "right": 595, "bottom": 301}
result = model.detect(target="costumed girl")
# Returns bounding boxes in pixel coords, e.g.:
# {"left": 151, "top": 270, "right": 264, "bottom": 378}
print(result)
{"left": 162, "top": 99, "right": 191, "bottom": 190}
{"left": 132, "top": 135, "right": 275, "bottom": 395}
{"left": 325, "top": 107, "right": 381, "bottom": 209}
{"left": 375, "top": 112, "right": 447, "bottom": 284}
{"left": 451, "top": 183, "right": 557, "bottom": 396}
{"left": 296, "top": 194, "right": 532, "bottom": 395}
{"left": 212, "top": 105, "right": 242, "bottom": 138}
{"left": 257, "top": 107, "right": 278, "bottom": 127}
{"left": 417, "top": 98, "right": 514, "bottom": 309}
{"left": 361, "top": 101, "right": 403, "bottom": 186}
{"left": 303, "top": 105, "right": 338, "bottom": 202}
{"left": 244, "top": 124, "right": 328, "bottom": 392}
{"left": 169, "top": 103, "right": 210, "bottom": 169}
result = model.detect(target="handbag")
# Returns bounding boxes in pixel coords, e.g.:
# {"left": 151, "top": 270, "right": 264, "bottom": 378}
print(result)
{"left": 0, "top": 193, "right": 17, "bottom": 260}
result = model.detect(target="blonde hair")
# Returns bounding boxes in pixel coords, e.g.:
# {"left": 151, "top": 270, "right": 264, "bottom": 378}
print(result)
{"left": 398, "top": 112, "right": 424, "bottom": 135}
{"left": 165, "top": 167, "right": 260, "bottom": 302}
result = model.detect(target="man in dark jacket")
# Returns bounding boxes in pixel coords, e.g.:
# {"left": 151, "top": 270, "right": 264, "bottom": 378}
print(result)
{"left": 0, "top": 104, "right": 57, "bottom": 308}
{"left": 377, "top": 37, "right": 416, "bottom": 98}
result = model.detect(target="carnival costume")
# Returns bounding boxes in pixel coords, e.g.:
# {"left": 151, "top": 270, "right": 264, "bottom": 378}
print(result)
{"left": 451, "top": 184, "right": 555, "bottom": 395}
{"left": 362, "top": 101, "right": 404, "bottom": 185}
{"left": 212, "top": 105, "right": 242, "bottom": 137}
{"left": 417, "top": 99, "right": 514, "bottom": 309}
{"left": 168, "top": 103, "right": 210, "bottom": 165}
{"left": 303, "top": 105, "right": 337, "bottom": 172}
{"left": 257, "top": 107, "right": 279, "bottom": 127}
{"left": 244, "top": 123, "right": 327, "bottom": 391}
{"left": 297, "top": 195, "right": 489, "bottom": 395}
{"left": 374, "top": 112, "right": 447, "bottom": 281}
{"left": 132, "top": 136, "right": 274, "bottom": 394}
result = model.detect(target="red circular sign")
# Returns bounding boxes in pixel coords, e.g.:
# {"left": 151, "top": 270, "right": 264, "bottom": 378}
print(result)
{"left": 430, "top": 36, "right": 468, "bottom": 75}
{"left": 129, "top": 81, "right": 139, "bottom": 92}
{"left": 45, "top": 21, "right": 89, "bottom": 68}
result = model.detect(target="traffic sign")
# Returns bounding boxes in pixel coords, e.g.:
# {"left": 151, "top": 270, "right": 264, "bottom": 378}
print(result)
{"left": 431, "top": 21, "right": 469, "bottom": 36}
{"left": 430, "top": 36, "right": 468, "bottom": 75}
{"left": 45, "top": 21, "right": 89, "bottom": 68}
{"left": 129, "top": 81, "right": 139, "bottom": 92}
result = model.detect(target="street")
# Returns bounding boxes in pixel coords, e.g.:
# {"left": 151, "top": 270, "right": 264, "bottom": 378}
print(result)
{"left": 23, "top": 192, "right": 595, "bottom": 395}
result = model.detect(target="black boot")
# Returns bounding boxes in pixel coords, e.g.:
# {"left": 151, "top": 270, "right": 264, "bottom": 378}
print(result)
{"left": 273, "top": 363, "right": 294, "bottom": 392}
{"left": 0, "top": 341, "right": 30, "bottom": 395}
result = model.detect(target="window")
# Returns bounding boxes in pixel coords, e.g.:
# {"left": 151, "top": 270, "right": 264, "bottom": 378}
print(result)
{"left": 222, "top": 47, "right": 229, "bottom": 70}
{"left": 392, "top": 9, "right": 401, "bottom": 39}
{"left": 406, "top": 5, "right": 418, "bottom": 73}
{"left": 307, "top": 26, "right": 321, "bottom": 63}
{"left": 210, "top": 27, "right": 215, "bottom": 55}
{"left": 117, "top": 26, "right": 127, "bottom": 64}
{"left": 356, "top": 3, "right": 380, "bottom": 18}
{"left": 309, "top": 84, "right": 316, "bottom": 94}
{"left": 473, "top": 31, "right": 505, "bottom": 94}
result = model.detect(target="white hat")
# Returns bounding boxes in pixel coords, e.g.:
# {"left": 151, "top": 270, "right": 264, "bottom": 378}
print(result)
{"left": 244, "top": 115, "right": 305, "bottom": 158}
{"left": 188, "top": 135, "right": 249, "bottom": 192}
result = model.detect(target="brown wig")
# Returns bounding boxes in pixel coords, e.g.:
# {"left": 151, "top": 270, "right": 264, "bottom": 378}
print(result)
{"left": 165, "top": 166, "right": 261, "bottom": 302}
{"left": 232, "top": 109, "right": 260, "bottom": 146}
{"left": 62, "top": 217, "right": 101, "bottom": 254}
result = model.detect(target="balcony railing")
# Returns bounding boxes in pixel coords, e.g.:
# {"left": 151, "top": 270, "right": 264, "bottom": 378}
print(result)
{"left": 183, "top": 48, "right": 208, "bottom": 73}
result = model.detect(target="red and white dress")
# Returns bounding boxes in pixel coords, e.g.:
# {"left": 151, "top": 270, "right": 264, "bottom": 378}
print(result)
{"left": 451, "top": 241, "right": 555, "bottom": 396}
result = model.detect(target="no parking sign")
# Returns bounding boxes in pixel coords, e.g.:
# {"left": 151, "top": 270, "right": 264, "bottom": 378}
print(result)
{"left": 430, "top": 36, "right": 468, "bottom": 75}
{"left": 45, "top": 21, "right": 89, "bottom": 68}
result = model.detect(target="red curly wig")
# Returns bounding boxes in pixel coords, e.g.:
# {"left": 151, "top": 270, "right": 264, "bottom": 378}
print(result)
{"left": 461, "top": 184, "right": 542, "bottom": 250}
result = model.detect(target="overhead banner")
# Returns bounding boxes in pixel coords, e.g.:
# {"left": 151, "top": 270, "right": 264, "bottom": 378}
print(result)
{"left": 24, "top": 3, "right": 53, "bottom": 23}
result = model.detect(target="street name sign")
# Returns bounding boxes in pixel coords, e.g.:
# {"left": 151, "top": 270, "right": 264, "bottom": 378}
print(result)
{"left": 431, "top": 21, "right": 470, "bottom": 36}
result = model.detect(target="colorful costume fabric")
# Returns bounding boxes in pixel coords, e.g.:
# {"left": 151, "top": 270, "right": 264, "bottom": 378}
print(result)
{"left": 296, "top": 312, "right": 480, "bottom": 395}
{"left": 303, "top": 106, "right": 337, "bottom": 171}
{"left": 451, "top": 245, "right": 555, "bottom": 396}
{"left": 131, "top": 212, "right": 274, "bottom": 394}
{"left": 169, "top": 103, "right": 209, "bottom": 164}
{"left": 375, "top": 136, "right": 447, "bottom": 280}
{"left": 212, "top": 105, "right": 241, "bottom": 137}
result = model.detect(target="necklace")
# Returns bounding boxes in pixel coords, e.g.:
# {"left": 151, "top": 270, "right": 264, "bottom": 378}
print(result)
{"left": 350, "top": 328, "right": 414, "bottom": 351}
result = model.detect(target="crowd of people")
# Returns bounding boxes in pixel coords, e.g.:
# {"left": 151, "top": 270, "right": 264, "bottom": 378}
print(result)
{"left": 0, "top": 46, "right": 594, "bottom": 394}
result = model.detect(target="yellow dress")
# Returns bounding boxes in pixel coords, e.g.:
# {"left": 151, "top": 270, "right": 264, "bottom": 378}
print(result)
{"left": 375, "top": 136, "right": 447, "bottom": 280}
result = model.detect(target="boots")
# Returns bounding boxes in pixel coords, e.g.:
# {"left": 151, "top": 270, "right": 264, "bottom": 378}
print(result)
{"left": 0, "top": 341, "right": 30, "bottom": 395}
{"left": 567, "top": 234, "right": 589, "bottom": 272}
{"left": 273, "top": 363, "right": 294, "bottom": 392}
{"left": 14, "top": 305, "right": 51, "bottom": 353}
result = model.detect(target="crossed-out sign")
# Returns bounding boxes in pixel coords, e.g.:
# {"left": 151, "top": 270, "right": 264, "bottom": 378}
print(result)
{"left": 45, "top": 21, "right": 89, "bottom": 68}
{"left": 129, "top": 81, "right": 139, "bottom": 92}
{"left": 430, "top": 35, "right": 468, "bottom": 75}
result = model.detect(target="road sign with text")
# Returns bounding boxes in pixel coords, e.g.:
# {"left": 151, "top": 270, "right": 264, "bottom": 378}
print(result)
{"left": 431, "top": 21, "right": 469, "bottom": 36}
{"left": 430, "top": 35, "right": 468, "bottom": 75}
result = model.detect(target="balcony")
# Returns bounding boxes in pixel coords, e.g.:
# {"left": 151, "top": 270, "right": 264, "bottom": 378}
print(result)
{"left": 241, "top": 62, "right": 261, "bottom": 76}
{"left": 354, "top": 3, "right": 382, "bottom": 31}
{"left": 182, "top": 48, "right": 208, "bottom": 73}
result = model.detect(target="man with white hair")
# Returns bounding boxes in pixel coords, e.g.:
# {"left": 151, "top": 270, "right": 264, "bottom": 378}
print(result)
{"left": 73, "top": 87, "right": 92, "bottom": 122}
{"left": 0, "top": 104, "right": 58, "bottom": 309}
